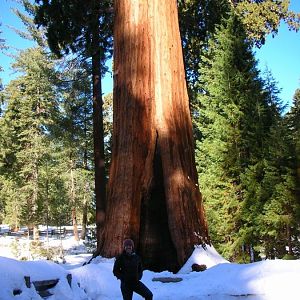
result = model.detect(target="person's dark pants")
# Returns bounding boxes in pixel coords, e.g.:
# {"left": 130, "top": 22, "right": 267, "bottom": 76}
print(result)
{"left": 121, "top": 280, "right": 153, "bottom": 300}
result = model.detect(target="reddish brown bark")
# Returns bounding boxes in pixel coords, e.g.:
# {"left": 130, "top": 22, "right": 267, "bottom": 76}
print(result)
{"left": 100, "top": 0, "right": 209, "bottom": 272}
{"left": 91, "top": 0, "right": 106, "bottom": 250}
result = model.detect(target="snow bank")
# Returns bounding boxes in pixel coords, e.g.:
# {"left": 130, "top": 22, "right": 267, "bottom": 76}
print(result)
{"left": 0, "top": 256, "right": 88, "bottom": 300}
{"left": 179, "top": 244, "right": 229, "bottom": 273}
{"left": 0, "top": 237, "right": 300, "bottom": 300}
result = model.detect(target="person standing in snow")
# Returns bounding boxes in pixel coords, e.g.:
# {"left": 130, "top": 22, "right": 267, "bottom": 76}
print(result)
{"left": 113, "top": 239, "right": 153, "bottom": 300}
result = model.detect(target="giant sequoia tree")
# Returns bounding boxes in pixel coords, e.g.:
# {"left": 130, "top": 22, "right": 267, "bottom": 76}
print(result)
{"left": 100, "top": 0, "right": 209, "bottom": 272}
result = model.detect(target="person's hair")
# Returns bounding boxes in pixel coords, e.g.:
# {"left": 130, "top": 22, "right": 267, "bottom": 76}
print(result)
{"left": 123, "top": 239, "right": 134, "bottom": 248}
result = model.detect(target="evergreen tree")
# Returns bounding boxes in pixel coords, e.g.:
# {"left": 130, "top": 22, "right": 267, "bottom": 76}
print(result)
{"left": 241, "top": 114, "right": 300, "bottom": 259}
{"left": 286, "top": 89, "right": 300, "bottom": 167}
{"left": 13, "top": 2, "right": 97, "bottom": 238}
{"left": 195, "top": 12, "right": 277, "bottom": 261}
{"left": 235, "top": 0, "right": 300, "bottom": 47}
{"left": 0, "top": 4, "right": 114, "bottom": 238}
{"left": 178, "top": 0, "right": 230, "bottom": 96}
{"left": 0, "top": 47, "right": 59, "bottom": 232}
{"left": 54, "top": 59, "right": 95, "bottom": 240}
{"left": 177, "top": 0, "right": 300, "bottom": 99}
{"left": 37, "top": 144, "right": 71, "bottom": 230}
{"left": 33, "top": 0, "right": 113, "bottom": 247}
{"left": 283, "top": 88, "right": 300, "bottom": 256}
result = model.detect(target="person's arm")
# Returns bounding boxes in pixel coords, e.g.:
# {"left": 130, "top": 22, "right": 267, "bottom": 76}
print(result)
{"left": 138, "top": 256, "right": 143, "bottom": 280}
{"left": 113, "top": 256, "right": 122, "bottom": 280}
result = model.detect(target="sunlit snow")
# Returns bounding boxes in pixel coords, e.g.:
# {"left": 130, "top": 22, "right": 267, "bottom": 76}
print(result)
{"left": 0, "top": 235, "right": 298, "bottom": 300}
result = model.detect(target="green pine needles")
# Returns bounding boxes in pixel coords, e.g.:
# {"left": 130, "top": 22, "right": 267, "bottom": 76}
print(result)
{"left": 195, "top": 12, "right": 300, "bottom": 262}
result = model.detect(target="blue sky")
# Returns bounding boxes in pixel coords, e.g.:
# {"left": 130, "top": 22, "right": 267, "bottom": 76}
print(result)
{"left": 255, "top": 0, "right": 300, "bottom": 107}
{"left": 0, "top": 0, "right": 299, "bottom": 108}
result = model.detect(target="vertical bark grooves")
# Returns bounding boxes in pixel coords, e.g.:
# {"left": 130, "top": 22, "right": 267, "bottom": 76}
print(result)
{"left": 151, "top": 0, "right": 209, "bottom": 266}
{"left": 100, "top": 0, "right": 155, "bottom": 256}
{"left": 100, "top": 0, "right": 209, "bottom": 271}
{"left": 140, "top": 131, "right": 179, "bottom": 272}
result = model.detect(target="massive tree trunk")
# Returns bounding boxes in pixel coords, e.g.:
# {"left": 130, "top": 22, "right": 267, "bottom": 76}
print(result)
{"left": 100, "top": 0, "right": 209, "bottom": 272}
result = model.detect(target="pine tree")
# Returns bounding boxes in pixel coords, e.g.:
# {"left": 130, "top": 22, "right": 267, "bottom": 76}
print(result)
{"left": 177, "top": 0, "right": 299, "bottom": 102}
{"left": 178, "top": 0, "right": 230, "bottom": 95}
{"left": 37, "top": 146, "right": 71, "bottom": 230}
{"left": 33, "top": 0, "right": 113, "bottom": 247}
{"left": 234, "top": 0, "right": 300, "bottom": 47}
{"left": 54, "top": 60, "right": 95, "bottom": 241}
{"left": 0, "top": 47, "right": 59, "bottom": 233}
{"left": 195, "top": 12, "right": 276, "bottom": 261}
{"left": 282, "top": 88, "right": 300, "bottom": 256}
{"left": 286, "top": 89, "right": 300, "bottom": 167}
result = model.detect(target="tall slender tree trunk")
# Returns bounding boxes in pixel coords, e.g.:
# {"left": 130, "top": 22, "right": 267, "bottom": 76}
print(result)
{"left": 81, "top": 197, "right": 88, "bottom": 240}
{"left": 92, "top": 0, "right": 107, "bottom": 251}
{"left": 70, "top": 166, "right": 79, "bottom": 241}
{"left": 287, "top": 225, "right": 293, "bottom": 255}
{"left": 100, "top": 0, "right": 209, "bottom": 272}
{"left": 81, "top": 127, "right": 89, "bottom": 241}
{"left": 33, "top": 160, "right": 39, "bottom": 241}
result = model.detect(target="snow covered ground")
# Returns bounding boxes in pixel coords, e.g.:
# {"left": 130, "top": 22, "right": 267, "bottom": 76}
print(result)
{"left": 0, "top": 235, "right": 299, "bottom": 300}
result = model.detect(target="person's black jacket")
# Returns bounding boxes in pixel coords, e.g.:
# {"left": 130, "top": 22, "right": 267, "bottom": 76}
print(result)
{"left": 113, "top": 251, "right": 143, "bottom": 284}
